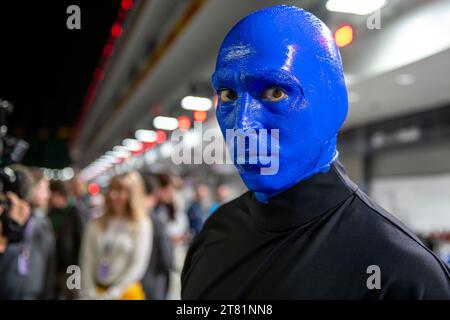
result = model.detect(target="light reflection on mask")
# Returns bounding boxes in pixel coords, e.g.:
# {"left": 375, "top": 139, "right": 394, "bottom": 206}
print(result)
{"left": 212, "top": 5, "right": 348, "bottom": 202}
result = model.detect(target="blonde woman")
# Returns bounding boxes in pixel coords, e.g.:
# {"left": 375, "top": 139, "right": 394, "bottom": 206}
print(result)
{"left": 80, "top": 171, "right": 152, "bottom": 300}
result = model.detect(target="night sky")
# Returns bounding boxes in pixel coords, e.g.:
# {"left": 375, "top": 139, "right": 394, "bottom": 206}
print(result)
{"left": 0, "top": 0, "right": 120, "bottom": 168}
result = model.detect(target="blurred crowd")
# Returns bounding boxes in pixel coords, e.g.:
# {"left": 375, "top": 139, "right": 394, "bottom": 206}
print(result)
{"left": 0, "top": 165, "right": 233, "bottom": 300}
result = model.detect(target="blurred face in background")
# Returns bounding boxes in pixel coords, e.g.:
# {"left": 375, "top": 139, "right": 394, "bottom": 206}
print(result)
{"left": 217, "top": 184, "right": 230, "bottom": 204}
{"left": 31, "top": 178, "right": 50, "bottom": 209}
{"left": 159, "top": 185, "right": 174, "bottom": 205}
{"left": 49, "top": 192, "right": 67, "bottom": 209}
{"left": 70, "top": 176, "right": 85, "bottom": 197}
{"left": 104, "top": 171, "right": 146, "bottom": 222}
{"left": 196, "top": 184, "right": 210, "bottom": 202}
{"left": 145, "top": 193, "right": 158, "bottom": 210}
{"left": 107, "top": 180, "right": 130, "bottom": 216}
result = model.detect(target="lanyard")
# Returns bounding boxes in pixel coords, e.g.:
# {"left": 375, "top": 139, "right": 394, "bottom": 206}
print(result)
{"left": 17, "top": 218, "right": 33, "bottom": 276}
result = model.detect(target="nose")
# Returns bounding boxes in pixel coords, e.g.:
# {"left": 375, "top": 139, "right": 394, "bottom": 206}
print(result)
{"left": 234, "top": 93, "right": 262, "bottom": 131}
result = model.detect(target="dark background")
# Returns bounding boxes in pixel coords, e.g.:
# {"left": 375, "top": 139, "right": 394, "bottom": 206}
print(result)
{"left": 0, "top": 1, "right": 120, "bottom": 168}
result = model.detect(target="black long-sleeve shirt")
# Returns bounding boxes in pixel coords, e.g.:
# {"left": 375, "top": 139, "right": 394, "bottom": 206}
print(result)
{"left": 181, "top": 161, "right": 450, "bottom": 299}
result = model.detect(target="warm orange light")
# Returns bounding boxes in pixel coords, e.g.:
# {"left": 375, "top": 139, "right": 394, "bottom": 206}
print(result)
{"left": 193, "top": 110, "right": 207, "bottom": 122}
{"left": 178, "top": 115, "right": 191, "bottom": 131}
{"left": 335, "top": 25, "right": 354, "bottom": 48}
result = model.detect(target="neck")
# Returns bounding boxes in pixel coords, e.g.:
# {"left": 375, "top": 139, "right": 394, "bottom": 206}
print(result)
{"left": 113, "top": 208, "right": 127, "bottom": 218}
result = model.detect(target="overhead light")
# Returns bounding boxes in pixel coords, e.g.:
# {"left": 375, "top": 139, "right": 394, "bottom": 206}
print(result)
{"left": 326, "top": 0, "right": 385, "bottom": 15}
{"left": 61, "top": 167, "right": 74, "bottom": 181}
{"left": 112, "top": 146, "right": 131, "bottom": 158}
{"left": 135, "top": 129, "right": 157, "bottom": 142}
{"left": 43, "top": 168, "right": 53, "bottom": 180}
{"left": 335, "top": 25, "right": 354, "bottom": 48}
{"left": 156, "top": 130, "right": 167, "bottom": 144}
{"left": 101, "top": 155, "right": 117, "bottom": 163}
{"left": 396, "top": 126, "right": 421, "bottom": 143}
{"left": 123, "top": 138, "right": 142, "bottom": 152}
{"left": 181, "top": 96, "right": 213, "bottom": 111}
{"left": 153, "top": 116, "right": 178, "bottom": 130}
{"left": 193, "top": 110, "right": 207, "bottom": 122}
{"left": 396, "top": 74, "right": 415, "bottom": 85}
{"left": 178, "top": 115, "right": 192, "bottom": 131}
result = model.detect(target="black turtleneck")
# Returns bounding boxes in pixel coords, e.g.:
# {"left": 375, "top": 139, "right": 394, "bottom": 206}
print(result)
{"left": 181, "top": 161, "right": 450, "bottom": 299}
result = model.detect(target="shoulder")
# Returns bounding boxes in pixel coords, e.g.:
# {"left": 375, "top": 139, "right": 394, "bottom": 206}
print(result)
{"left": 182, "top": 192, "right": 249, "bottom": 267}
{"left": 203, "top": 191, "right": 250, "bottom": 231}
{"left": 85, "top": 218, "right": 102, "bottom": 235}
{"left": 346, "top": 190, "right": 450, "bottom": 297}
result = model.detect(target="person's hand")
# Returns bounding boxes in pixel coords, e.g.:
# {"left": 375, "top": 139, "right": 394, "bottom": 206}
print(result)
{"left": 4, "top": 192, "right": 31, "bottom": 226}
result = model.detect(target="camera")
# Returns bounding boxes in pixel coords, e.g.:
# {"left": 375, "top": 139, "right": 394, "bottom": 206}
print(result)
{"left": 0, "top": 99, "right": 30, "bottom": 243}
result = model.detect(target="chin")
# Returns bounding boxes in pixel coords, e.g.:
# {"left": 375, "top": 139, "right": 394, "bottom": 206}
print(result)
{"left": 240, "top": 171, "right": 289, "bottom": 195}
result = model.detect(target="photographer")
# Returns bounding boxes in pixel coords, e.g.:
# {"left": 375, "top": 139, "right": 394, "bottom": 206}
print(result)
{"left": 0, "top": 165, "right": 33, "bottom": 298}
{"left": 0, "top": 191, "right": 31, "bottom": 251}
{"left": 0, "top": 165, "right": 57, "bottom": 299}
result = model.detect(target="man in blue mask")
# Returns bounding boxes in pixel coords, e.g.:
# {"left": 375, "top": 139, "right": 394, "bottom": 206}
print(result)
{"left": 181, "top": 5, "right": 450, "bottom": 299}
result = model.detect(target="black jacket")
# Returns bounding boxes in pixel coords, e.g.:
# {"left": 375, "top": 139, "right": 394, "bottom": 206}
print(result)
{"left": 0, "top": 212, "right": 56, "bottom": 299}
{"left": 142, "top": 212, "right": 173, "bottom": 300}
{"left": 48, "top": 204, "right": 83, "bottom": 274}
{"left": 181, "top": 161, "right": 450, "bottom": 299}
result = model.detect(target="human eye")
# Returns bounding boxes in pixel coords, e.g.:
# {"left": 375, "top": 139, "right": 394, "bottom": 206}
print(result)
{"left": 218, "top": 88, "right": 238, "bottom": 102}
{"left": 261, "top": 87, "right": 287, "bottom": 102}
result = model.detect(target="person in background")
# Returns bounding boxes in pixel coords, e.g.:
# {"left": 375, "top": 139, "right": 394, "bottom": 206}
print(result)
{"left": 69, "top": 172, "right": 91, "bottom": 225}
{"left": 26, "top": 167, "right": 56, "bottom": 299}
{"left": 209, "top": 184, "right": 231, "bottom": 214}
{"left": 154, "top": 175, "right": 189, "bottom": 244}
{"left": 141, "top": 175, "right": 173, "bottom": 300}
{"left": 153, "top": 174, "right": 189, "bottom": 299}
{"left": 80, "top": 171, "right": 152, "bottom": 300}
{"left": 0, "top": 165, "right": 38, "bottom": 299}
{"left": 48, "top": 180, "right": 83, "bottom": 299}
{"left": 187, "top": 184, "right": 210, "bottom": 237}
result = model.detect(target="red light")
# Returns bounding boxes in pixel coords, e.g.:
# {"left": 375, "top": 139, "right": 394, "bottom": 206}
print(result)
{"left": 132, "top": 143, "right": 145, "bottom": 155}
{"left": 335, "top": 25, "right": 354, "bottom": 48}
{"left": 178, "top": 115, "right": 191, "bottom": 131}
{"left": 156, "top": 130, "right": 167, "bottom": 144}
{"left": 103, "top": 43, "right": 114, "bottom": 57}
{"left": 88, "top": 183, "right": 100, "bottom": 196}
{"left": 121, "top": 0, "right": 134, "bottom": 10}
{"left": 193, "top": 110, "right": 207, "bottom": 122}
{"left": 111, "top": 23, "right": 123, "bottom": 38}
{"left": 93, "top": 68, "right": 103, "bottom": 81}
{"left": 143, "top": 141, "right": 156, "bottom": 149}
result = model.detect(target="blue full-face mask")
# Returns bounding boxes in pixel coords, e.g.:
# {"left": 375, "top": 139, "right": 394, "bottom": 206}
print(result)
{"left": 212, "top": 5, "right": 348, "bottom": 202}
